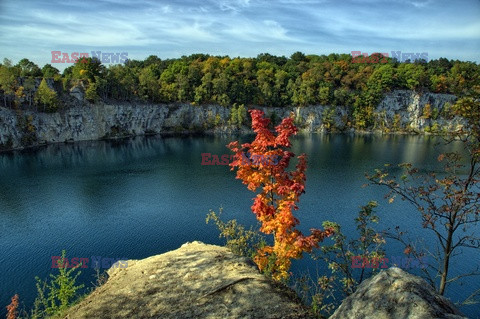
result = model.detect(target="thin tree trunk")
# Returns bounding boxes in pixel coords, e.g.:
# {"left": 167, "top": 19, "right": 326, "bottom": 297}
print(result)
{"left": 439, "top": 224, "right": 453, "bottom": 295}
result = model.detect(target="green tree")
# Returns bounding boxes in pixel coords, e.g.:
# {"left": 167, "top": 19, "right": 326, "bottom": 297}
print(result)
{"left": 212, "top": 72, "right": 230, "bottom": 106}
{"left": 159, "top": 61, "right": 189, "bottom": 102}
{"left": 85, "top": 80, "right": 99, "bottom": 103}
{"left": 256, "top": 62, "right": 276, "bottom": 106}
{"left": 365, "top": 64, "right": 395, "bottom": 107}
{"left": 16, "top": 58, "right": 42, "bottom": 77}
{"left": 237, "top": 104, "right": 247, "bottom": 126}
{"left": 322, "top": 107, "right": 336, "bottom": 131}
{"left": 194, "top": 72, "right": 213, "bottom": 104}
{"left": 228, "top": 104, "right": 247, "bottom": 127}
{"left": 273, "top": 69, "right": 291, "bottom": 107}
{"left": 229, "top": 105, "right": 238, "bottom": 126}
{"left": 72, "top": 57, "right": 104, "bottom": 82}
{"left": 397, "top": 63, "right": 429, "bottom": 91}
{"left": 138, "top": 65, "right": 160, "bottom": 101}
{"left": 41, "top": 64, "right": 60, "bottom": 78}
{"left": 34, "top": 78, "right": 59, "bottom": 112}
{"left": 0, "top": 64, "right": 17, "bottom": 107}
{"left": 318, "top": 85, "right": 331, "bottom": 105}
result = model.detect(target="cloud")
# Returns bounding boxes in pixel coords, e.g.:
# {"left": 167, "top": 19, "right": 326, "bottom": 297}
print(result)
{"left": 408, "top": 0, "right": 433, "bottom": 8}
{"left": 0, "top": 0, "right": 478, "bottom": 67}
{"left": 223, "top": 19, "right": 296, "bottom": 42}
{"left": 214, "top": 0, "right": 252, "bottom": 11}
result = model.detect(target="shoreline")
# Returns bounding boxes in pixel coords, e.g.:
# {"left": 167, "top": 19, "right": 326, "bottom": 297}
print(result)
{"left": 0, "top": 129, "right": 451, "bottom": 154}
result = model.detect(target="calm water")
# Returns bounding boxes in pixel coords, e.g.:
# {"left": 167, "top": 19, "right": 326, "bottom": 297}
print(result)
{"left": 0, "top": 134, "right": 479, "bottom": 318}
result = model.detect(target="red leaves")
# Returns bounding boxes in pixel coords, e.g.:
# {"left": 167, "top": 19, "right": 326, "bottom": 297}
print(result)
{"left": 228, "top": 109, "right": 333, "bottom": 280}
{"left": 274, "top": 116, "right": 298, "bottom": 147}
{"left": 6, "top": 294, "right": 19, "bottom": 319}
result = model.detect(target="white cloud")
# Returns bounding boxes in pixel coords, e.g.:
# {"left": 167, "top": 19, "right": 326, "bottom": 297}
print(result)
{"left": 408, "top": 0, "right": 433, "bottom": 8}
{"left": 222, "top": 19, "right": 297, "bottom": 42}
{"left": 217, "top": 0, "right": 252, "bottom": 11}
{"left": 0, "top": 0, "right": 478, "bottom": 64}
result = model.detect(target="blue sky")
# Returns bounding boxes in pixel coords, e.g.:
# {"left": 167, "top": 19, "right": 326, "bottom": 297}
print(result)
{"left": 0, "top": 0, "right": 479, "bottom": 70}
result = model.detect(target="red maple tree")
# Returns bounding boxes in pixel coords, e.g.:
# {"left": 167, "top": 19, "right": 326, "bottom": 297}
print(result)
{"left": 228, "top": 109, "right": 333, "bottom": 280}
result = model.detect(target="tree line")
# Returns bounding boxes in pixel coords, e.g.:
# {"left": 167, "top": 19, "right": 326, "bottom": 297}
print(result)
{"left": 0, "top": 52, "right": 479, "bottom": 128}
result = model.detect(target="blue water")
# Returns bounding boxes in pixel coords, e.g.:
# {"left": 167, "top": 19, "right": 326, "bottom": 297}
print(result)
{"left": 0, "top": 134, "right": 478, "bottom": 318}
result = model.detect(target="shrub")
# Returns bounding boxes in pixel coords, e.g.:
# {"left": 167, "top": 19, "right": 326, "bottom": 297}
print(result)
{"left": 32, "top": 250, "right": 84, "bottom": 317}
{"left": 206, "top": 208, "right": 266, "bottom": 258}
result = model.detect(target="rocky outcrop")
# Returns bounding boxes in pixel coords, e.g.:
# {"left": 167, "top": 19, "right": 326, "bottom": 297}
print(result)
{"left": 64, "top": 241, "right": 313, "bottom": 319}
{"left": 70, "top": 84, "right": 85, "bottom": 101}
{"left": 63, "top": 244, "right": 467, "bottom": 319}
{"left": 330, "top": 267, "right": 467, "bottom": 319}
{"left": 376, "top": 90, "right": 459, "bottom": 131}
{"left": 0, "top": 90, "right": 461, "bottom": 151}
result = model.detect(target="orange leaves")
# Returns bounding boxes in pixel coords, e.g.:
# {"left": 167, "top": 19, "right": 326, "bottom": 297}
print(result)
{"left": 228, "top": 109, "right": 333, "bottom": 280}
{"left": 404, "top": 245, "right": 413, "bottom": 255}
{"left": 6, "top": 294, "right": 19, "bottom": 319}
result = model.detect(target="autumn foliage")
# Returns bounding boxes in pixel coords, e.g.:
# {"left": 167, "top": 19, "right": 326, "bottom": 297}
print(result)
{"left": 6, "top": 294, "right": 19, "bottom": 319}
{"left": 228, "top": 110, "right": 333, "bottom": 280}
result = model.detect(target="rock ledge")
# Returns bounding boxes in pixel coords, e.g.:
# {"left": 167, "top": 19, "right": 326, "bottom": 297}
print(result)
{"left": 65, "top": 241, "right": 313, "bottom": 319}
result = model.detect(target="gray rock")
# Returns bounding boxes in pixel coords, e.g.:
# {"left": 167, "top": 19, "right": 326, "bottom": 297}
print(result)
{"left": 377, "top": 90, "right": 460, "bottom": 130}
{"left": 70, "top": 85, "right": 85, "bottom": 102}
{"left": 0, "top": 90, "right": 462, "bottom": 151}
{"left": 330, "top": 267, "right": 468, "bottom": 319}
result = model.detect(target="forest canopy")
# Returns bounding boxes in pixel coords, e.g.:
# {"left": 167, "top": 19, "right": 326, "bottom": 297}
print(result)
{"left": 0, "top": 53, "right": 479, "bottom": 116}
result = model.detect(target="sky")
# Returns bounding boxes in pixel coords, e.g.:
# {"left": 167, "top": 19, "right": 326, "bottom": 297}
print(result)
{"left": 0, "top": 0, "right": 479, "bottom": 70}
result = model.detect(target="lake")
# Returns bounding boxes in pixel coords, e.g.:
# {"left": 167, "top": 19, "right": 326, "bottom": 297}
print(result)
{"left": 0, "top": 134, "right": 478, "bottom": 318}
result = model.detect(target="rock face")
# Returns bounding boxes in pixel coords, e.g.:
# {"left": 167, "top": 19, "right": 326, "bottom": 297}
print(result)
{"left": 376, "top": 90, "right": 459, "bottom": 131}
{"left": 0, "top": 103, "right": 232, "bottom": 150}
{"left": 70, "top": 85, "right": 85, "bottom": 101}
{"left": 330, "top": 267, "right": 467, "bottom": 319}
{"left": 64, "top": 241, "right": 313, "bottom": 319}
{"left": 0, "top": 90, "right": 461, "bottom": 151}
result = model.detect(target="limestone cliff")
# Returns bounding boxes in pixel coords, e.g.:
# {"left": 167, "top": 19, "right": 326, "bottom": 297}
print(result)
{"left": 0, "top": 90, "right": 461, "bottom": 151}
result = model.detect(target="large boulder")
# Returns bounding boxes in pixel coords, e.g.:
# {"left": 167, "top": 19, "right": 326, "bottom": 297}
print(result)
{"left": 330, "top": 267, "right": 467, "bottom": 319}
{"left": 64, "top": 241, "right": 313, "bottom": 319}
